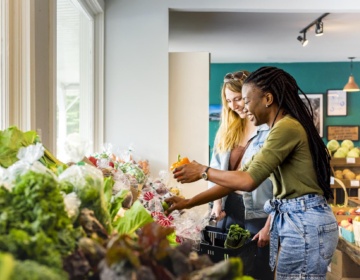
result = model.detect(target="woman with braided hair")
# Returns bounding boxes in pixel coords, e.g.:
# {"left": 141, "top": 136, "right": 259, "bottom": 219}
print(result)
{"left": 166, "top": 66, "right": 338, "bottom": 279}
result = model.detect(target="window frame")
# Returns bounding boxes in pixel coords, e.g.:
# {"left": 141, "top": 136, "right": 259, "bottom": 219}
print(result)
{"left": 76, "top": 0, "right": 104, "bottom": 153}
{"left": 55, "top": 0, "right": 104, "bottom": 156}
{"left": 0, "top": 0, "right": 34, "bottom": 131}
{"left": 0, "top": 0, "right": 104, "bottom": 154}
{"left": 0, "top": 0, "right": 7, "bottom": 130}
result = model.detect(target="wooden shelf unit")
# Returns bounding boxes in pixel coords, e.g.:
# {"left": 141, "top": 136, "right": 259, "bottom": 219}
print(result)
{"left": 330, "top": 158, "right": 360, "bottom": 204}
{"left": 331, "top": 157, "right": 360, "bottom": 167}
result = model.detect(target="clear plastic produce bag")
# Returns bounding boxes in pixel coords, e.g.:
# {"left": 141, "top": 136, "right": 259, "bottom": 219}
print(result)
{"left": 63, "top": 192, "right": 81, "bottom": 222}
{"left": 0, "top": 166, "right": 10, "bottom": 191}
{"left": 173, "top": 209, "right": 210, "bottom": 246}
{"left": 4, "top": 143, "right": 56, "bottom": 189}
{"left": 63, "top": 133, "right": 90, "bottom": 163}
{"left": 58, "top": 163, "right": 111, "bottom": 232}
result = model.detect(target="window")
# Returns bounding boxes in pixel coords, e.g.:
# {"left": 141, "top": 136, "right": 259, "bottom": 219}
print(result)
{"left": 56, "top": 0, "right": 104, "bottom": 161}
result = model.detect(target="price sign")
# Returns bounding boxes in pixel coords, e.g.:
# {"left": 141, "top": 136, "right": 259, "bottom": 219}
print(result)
{"left": 327, "top": 126, "right": 359, "bottom": 141}
{"left": 350, "top": 180, "right": 360, "bottom": 187}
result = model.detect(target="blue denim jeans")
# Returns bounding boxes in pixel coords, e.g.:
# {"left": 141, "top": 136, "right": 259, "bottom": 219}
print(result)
{"left": 264, "top": 194, "right": 338, "bottom": 280}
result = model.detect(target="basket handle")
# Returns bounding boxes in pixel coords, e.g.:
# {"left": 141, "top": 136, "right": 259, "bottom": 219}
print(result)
{"left": 333, "top": 177, "right": 348, "bottom": 207}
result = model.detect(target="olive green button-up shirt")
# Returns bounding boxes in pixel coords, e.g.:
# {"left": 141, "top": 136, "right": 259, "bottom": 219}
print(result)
{"left": 242, "top": 115, "right": 323, "bottom": 199}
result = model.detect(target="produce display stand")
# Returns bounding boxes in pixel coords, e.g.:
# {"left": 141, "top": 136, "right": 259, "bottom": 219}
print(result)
{"left": 331, "top": 173, "right": 360, "bottom": 269}
{"left": 337, "top": 237, "right": 360, "bottom": 266}
{"left": 330, "top": 158, "right": 360, "bottom": 204}
{"left": 330, "top": 179, "right": 359, "bottom": 223}
{"left": 331, "top": 177, "right": 349, "bottom": 206}
{"left": 0, "top": 127, "right": 262, "bottom": 279}
{"left": 330, "top": 158, "right": 360, "bottom": 182}
{"left": 348, "top": 197, "right": 360, "bottom": 207}
{"left": 330, "top": 157, "right": 360, "bottom": 167}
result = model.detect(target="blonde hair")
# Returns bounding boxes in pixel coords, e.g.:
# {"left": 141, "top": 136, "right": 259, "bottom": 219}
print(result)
{"left": 214, "top": 70, "right": 250, "bottom": 154}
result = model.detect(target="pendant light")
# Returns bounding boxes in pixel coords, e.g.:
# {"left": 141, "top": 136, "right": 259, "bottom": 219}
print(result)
{"left": 343, "top": 57, "right": 360, "bottom": 92}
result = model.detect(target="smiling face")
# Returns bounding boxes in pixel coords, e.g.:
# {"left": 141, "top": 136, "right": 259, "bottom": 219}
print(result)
{"left": 242, "top": 83, "right": 269, "bottom": 126}
{"left": 224, "top": 87, "right": 247, "bottom": 119}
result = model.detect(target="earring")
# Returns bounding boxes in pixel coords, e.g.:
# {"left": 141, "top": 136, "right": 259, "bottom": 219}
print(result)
{"left": 266, "top": 104, "right": 269, "bottom": 108}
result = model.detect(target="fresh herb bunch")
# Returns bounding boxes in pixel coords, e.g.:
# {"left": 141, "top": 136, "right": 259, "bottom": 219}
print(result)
{"left": 0, "top": 171, "right": 79, "bottom": 269}
{"left": 59, "top": 167, "right": 112, "bottom": 233}
{"left": 224, "top": 224, "right": 251, "bottom": 249}
{"left": 118, "top": 162, "right": 146, "bottom": 184}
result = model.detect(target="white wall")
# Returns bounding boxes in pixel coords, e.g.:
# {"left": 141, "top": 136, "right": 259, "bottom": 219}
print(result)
{"left": 105, "top": 0, "right": 169, "bottom": 177}
{"left": 104, "top": 0, "right": 359, "bottom": 178}
{"left": 169, "top": 52, "right": 209, "bottom": 213}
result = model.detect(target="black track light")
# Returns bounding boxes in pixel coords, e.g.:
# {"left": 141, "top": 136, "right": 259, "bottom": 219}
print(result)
{"left": 297, "top": 13, "right": 329, "bottom": 45}
{"left": 315, "top": 21, "right": 324, "bottom": 36}
{"left": 297, "top": 32, "right": 308, "bottom": 46}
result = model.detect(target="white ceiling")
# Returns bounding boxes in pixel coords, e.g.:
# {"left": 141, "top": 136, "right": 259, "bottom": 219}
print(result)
{"left": 169, "top": 12, "right": 360, "bottom": 63}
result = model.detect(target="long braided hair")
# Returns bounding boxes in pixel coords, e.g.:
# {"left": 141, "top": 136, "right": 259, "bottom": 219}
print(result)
{"left": 244, "top": 66, "right": 333, "bottom": 199}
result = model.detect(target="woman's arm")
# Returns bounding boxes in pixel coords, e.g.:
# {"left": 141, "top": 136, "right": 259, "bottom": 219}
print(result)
{"left": 165, "top": 184, "right": 233, "bottom": 213}
{"left": 173, "top": 160, "right": 257, "bottom": 192}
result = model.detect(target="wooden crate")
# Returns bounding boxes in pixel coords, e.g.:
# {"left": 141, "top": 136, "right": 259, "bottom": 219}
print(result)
{"left": 331, "top": 158, "right": 360, "bottom": 166}
{"left": 330, "top": 158, "right": 360, "bottom": 204}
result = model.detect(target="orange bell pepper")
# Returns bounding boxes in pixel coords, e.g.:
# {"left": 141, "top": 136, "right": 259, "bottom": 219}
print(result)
{"left": 170, "top": 154, "right": 190, "bottom": 171}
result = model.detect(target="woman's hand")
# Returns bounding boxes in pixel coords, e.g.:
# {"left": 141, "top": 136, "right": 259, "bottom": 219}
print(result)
{"left": 211, "top": 200, "right": 222, "bottom": 218}
{"left": 164, "top": 196, "right": 190, "bottom": 215}
{"left": 210, "top": 199, "right": 226, "bottom": 222}
{"left": 173, "top": 160, "right": 206, "bottom": 183}
{"left": 252, "top": 219, "right": 271, "bottom": 248}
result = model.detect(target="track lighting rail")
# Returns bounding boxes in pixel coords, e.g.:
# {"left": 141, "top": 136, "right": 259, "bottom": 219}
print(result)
{"left": 299, "top": 13, "right": 329, "bottom": 34}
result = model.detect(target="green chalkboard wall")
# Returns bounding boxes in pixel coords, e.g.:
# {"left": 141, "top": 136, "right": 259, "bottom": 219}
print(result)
{"left": 209, "top": 62, "right": 360, "bottom": 154}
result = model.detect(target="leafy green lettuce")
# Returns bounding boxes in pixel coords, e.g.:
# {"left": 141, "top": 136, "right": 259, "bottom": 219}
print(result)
{"left": 103, "top": 176, "right": 115, "bottom": 206}
{"left": 12, "top": 260, "right": 68, "bottom": 280}
{"left": 113, "top": 200, "right": 153, "bottom": 235}
{"left": 0, "top": 126, "right": 66, "bottom": 175}
{"left": 0, "top": 171, "right": 79, "bottom": 269}
{"left": 0, "top": 126, "right": 39, "bottom": 168}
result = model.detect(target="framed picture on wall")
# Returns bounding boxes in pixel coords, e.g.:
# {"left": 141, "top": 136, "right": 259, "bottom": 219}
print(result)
{"left": 300, "top": 94, "right": 323, "bottom": 137}
{"left": 327, "top": 90, "right": 347, "bottom": 116}
{"left": 209, "top": 104, "right": 221, "bottom": 121}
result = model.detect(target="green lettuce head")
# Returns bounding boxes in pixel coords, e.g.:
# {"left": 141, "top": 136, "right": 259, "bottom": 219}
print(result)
{"left": 337, "top": 147, "right": 349, "bottom": 155}
{"left": 341, "top": 140, "right": 354, "bottom": 150}
{"left": 333, "top": 150, "right": 347, "bottom": 158}
{"left": 347, "top": 148, "right": 360, "bottom": 158}
{"left": 327, "top": 139, "right": 340, "bottom": 153}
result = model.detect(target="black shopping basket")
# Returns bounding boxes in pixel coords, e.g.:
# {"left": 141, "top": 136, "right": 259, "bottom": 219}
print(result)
{"left": 199, "top": 226, "right": 257, "bottom": 274}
